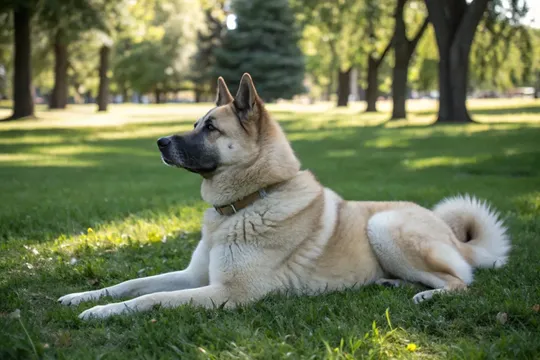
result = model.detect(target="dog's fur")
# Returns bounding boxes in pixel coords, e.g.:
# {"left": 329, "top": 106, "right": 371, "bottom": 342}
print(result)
{"left": 59, "top": 74, "right": 511, "bottom": 319}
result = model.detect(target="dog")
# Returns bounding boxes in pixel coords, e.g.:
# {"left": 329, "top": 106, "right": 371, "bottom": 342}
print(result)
{"left": 59, "top": 73, "right": 511, "bottom": 320}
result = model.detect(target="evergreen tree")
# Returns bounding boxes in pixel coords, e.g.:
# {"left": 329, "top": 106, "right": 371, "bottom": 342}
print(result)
{"left": 214, "top": 0, "right": 305, "bottom": 101}
{"left": 191, "top": 1, "right": 227, "bottom": 102}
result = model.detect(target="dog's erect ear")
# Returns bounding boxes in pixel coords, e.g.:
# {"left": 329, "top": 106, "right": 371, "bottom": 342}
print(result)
{"left": 234, "top": 73, "right": 259, "bottom": 114}
{"left": 216, "top": 77, "right": 234, "bottom": 106}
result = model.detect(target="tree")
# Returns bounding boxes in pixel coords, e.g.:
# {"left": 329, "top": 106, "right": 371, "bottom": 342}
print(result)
{"left": 1, "top": 3, "right": 34, "bottom": 120}
{"left": 390, "top": 0, "right": 429, "bottom": 119}
{"left": 95, "top": 1, "right": 131, "bottom": 111}
{"left": 426, "top": 0, "right": 530, "bottom": 122}
{"left": 425, "top": 0, "right": 489, "bottom": 122}
{"left": 364, "top": 0, "right": 394, "bottom": 112}
{"left": 97, "top": 44, "right": 110, "bottom": 111}
{"left": 191, "top": 0, "right": 226, "bottom": 102}
{"left": 215, "top": 0, "right": 305, "bottom": 101}
{"left": 469, "top": 1, "right": 533, "bottom": 94}
{"left": 38, "top": 0, "right": 105, "bottom": 109}
{"left": 112, "top": 0, "right": 202, "bottom": 103}
{"left": 293, "top": 0, "right": 366, "bottom": 106}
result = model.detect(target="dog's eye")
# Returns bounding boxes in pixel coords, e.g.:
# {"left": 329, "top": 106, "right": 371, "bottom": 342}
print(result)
{"left": 193, "top": 123, "right": 197, "bottom": 128}
{"left": 205, "top": 123, "right": 216, "bottom": 131}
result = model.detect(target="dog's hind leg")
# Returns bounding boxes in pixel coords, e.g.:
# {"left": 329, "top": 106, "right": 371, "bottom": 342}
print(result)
{"left": 375, "top": 278, "right": 409, "bottom": 288}
{"left": 412, "top": 274, "right": 467, "bottom": 303}
{"left": 367, "top": 208, "right": 472, "bottom": 303}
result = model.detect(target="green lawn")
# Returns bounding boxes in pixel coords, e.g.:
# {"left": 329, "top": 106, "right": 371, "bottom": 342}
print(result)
{"left": 1, "top": 99, "right": 539, "bottom": 359}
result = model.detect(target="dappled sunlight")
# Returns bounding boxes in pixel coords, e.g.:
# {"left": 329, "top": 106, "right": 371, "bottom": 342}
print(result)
{"left": 0, "top": 103, "right": 209, "bottom": 130}
{"left": 364, "top": 136, "right": 411, "bottom": 149}
{"left": 383, "top": 117, "right": 436, "bottom": 128}
{"left": 26, "top": 202, "right": 207, "bottom": 260}
{"left": 1, "top": 101, "right": 539, "bottom": 358}
{"left": 402, "top": 155, "right": 485, "bottom": 170}
{"left": 326, "top": 149, "right": 357, "bottom": 158}
{"left": 0, "top": 152, "right": 98, "bottom": 167}
{"left": 287, "top": 129, "right": 357, "bottom": 141}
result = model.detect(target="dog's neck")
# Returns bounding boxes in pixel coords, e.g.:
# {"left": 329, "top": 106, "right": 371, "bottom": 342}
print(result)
{"left": 200, "top": 120, "right": 300, "bottom": 207}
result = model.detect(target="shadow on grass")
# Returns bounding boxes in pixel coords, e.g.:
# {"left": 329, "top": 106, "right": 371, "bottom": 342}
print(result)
{"left": 0, "top": 120, "right": 540, "bottom": 245}
{"left": 1, "top": 116, "right": 539, "bottom": 246}
{"left": 409, "top": 103, "right": 540, "bottom": 117}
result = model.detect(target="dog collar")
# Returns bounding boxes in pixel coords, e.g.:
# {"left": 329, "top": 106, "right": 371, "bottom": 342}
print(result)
{"left": 214, "top": 188, "right": 269, "bottom": 216}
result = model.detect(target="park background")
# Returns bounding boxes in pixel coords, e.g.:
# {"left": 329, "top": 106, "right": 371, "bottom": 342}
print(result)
{"left": 0, "top": 0, "right": 539, "bottom": 359}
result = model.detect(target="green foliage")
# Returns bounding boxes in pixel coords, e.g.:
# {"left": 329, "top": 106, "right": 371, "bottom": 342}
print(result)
{"left": 409, "top": 25, "right": 438, "bottom": 92}
{"left": 469, "top": 0, "right": 534, "bottom": 91}
{"left": 190, "top": 0, "right": 227, "bottom": 100}
{"left": 37, "top": 0, "right": 107, "bottom": 40}
{"left": 214, "top": 0, "right": 305, "bottom": 101}
{"left": 294, "top": 0, "right": 395, "bottom": 97}
{"left": 112, "top": 0, "right": 202, "bottom": 95}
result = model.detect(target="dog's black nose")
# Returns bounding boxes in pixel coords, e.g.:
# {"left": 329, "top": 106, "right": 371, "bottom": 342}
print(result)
{"left": 157, "top": 137, "right": 171, "bottom": 149}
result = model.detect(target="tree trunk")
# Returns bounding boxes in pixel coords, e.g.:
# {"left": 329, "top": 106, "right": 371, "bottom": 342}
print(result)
{"left": 194, "top": 88, "right": 202, "bottom": 103}
{"left": 49, "top": 30, "right": 68, "bottom": 109}
{"left": 97, "top": 45, "right": 110, "bottom": 112}
{"left": 10, "top": 6, "right": 34, "bottom": 120}
{"left": 121, "top": 87, "right": 128, "bottom": 103}
{"left": 425, "top": 0, "right": 489, "bottom": 123}
{"left": 365, "top": 56, "right": 378, "bottom": 112}
{"left": 155, "top": 89, "right": 161, "bottom": 104}
{"left": 534, "top": 71, "right": 539, "bottom": 99}
{"left": 391, "top": 1, "right": 429, "bottom": 119}
{"left": 391, "top": 0, "right": 409, "bottom": 119}
{"left": 337, "top": 68, "right": 351, "bottom": 107}
{"left": 391, "top": 57, "right": 409, "bottom": 119}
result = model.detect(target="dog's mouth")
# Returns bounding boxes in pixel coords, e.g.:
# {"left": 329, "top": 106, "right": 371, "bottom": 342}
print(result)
{"left": 160, "top": 154, "right": 217, "bottom": 176}
{"left": 160, "top": 155, "right": 179, "bottom": 167}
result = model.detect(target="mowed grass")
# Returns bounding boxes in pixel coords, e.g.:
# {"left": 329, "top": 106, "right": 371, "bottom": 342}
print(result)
{"left": 0, "top": 99, "right": 539, "bottom": 359}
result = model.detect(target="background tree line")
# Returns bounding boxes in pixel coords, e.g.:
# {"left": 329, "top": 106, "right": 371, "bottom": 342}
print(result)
{"left": 0, "top": 0, "right": 538, "bottom": 123}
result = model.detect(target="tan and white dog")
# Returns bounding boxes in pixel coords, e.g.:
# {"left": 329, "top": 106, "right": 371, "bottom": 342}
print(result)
{"left": 59, "top": 74, "right": 511, "bottom": 320}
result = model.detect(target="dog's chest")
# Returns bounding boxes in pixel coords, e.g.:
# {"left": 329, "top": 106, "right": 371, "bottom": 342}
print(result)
{"left": 202, "top": 207, "right": 293, "bottom": 284}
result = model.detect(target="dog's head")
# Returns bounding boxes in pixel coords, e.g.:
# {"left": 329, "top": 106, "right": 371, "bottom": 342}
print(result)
{"left": 158, "top": 73, "right": 299, "bottom": 176}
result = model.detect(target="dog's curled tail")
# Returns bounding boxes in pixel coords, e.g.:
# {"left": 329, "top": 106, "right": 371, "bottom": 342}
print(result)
{"left": 433, "top": 194, "right": 511, "bottom": 269}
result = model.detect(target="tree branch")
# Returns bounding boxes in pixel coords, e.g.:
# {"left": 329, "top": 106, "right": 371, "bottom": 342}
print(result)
{"left": 408, "top": 16, "right": 430, "bottom": 55}
{"left": 424, "top": 0, "right": 450, "bottom": 49}
{"left": 376, "top": 36, "right": 394, "bottom": 65}
{"left": 453, "top": 0, "right": 490, "bottom": 49}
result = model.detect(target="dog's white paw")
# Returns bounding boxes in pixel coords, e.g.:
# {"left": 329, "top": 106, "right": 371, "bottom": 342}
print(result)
{"left": 58, "top": 290, "right": 101, "bottom": 306}
{"left": 79, "top": 303, "right": 125, "bottom": 320}
{"left": 412, "top": 289, "right": 445, "bottom": 304}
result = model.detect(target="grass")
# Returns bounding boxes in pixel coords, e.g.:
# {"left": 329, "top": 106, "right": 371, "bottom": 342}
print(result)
{"left": 0, "top": 99, "right": 539, "bottom": 359}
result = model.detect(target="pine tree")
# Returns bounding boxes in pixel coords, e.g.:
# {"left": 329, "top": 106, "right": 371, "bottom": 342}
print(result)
{"left": 214, "top": 0, "right": 305, "bottom": 102}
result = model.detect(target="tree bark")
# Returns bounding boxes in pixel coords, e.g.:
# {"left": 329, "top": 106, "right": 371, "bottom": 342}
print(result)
{"left": 365, "top": 55, "right": 379, "bottom": 112}
{"left": 391, "top": 57, "right": 409, "bottom": 119}
{"left": 97, "top": 45, "right": 110, "bottom": 112}
{"left": 534, "top": 70, "right": 540, "bottom": 99}
{"left": 327, "top": 41, "right": 338, "bottom": 103}
{"left": 49, "top": 30, "right": 68, "bottom": 109}
{"left": 365, "top": 39, "right": 393, "bottom": 113}
{"left": 425, "top": 0, "right": 489, "bottom": 123}
{"left": 121, "top": 87, "right": 128, "bottom": 103}
{"left": 391, "top": 0, "right": 430, "bottom": 119}
{"left": 194, "top": 87, "right": 202, "bottom": 103}
{"left": 155, "top": 89, "right": 161, "bottom": 104}
{"left": 10, "top": 6, "right": 34, "bottom": 120}
{"left": 337, "top": 67, "right": 351, "bottom": 107}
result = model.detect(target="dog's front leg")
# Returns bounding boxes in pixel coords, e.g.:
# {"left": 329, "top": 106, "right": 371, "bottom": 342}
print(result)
{"left": 59, "top": 239, "right": 210, "bottom": 306}
{"left": 78, "top": 284, "right": 235, "bottom": 320}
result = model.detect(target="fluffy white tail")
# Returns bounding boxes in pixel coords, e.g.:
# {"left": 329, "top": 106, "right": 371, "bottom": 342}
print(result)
{"left": 433, "top": 195, "right": 511, "bottom": 268}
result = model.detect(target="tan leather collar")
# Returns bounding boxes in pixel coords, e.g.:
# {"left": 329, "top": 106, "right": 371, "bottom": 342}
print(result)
{"left": 214, "top": 187, "right": 271, "bottom": 216}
